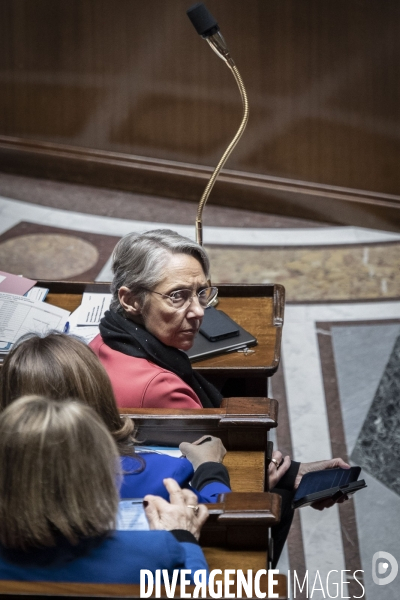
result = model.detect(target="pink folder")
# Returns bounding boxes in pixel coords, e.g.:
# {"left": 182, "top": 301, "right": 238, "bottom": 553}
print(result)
{"left": 0, "top": 271, "right": 37, "bottom": 296}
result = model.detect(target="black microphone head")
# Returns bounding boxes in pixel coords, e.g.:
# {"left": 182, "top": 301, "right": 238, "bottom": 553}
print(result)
{"left": 187, "top": 3, "right": 220, "bottom": 37}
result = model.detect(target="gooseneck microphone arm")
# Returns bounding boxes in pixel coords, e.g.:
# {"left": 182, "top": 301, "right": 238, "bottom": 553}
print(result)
{"left": 187, "top": 3, "right": 249, "bottom": 245}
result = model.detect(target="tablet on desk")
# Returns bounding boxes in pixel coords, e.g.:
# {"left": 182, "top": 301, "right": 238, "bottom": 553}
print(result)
{"left": 293, "top": 466, "right": 367, "bottom": 509}
{"left": 186, "top": 308, "right": 257, "bottom": 362}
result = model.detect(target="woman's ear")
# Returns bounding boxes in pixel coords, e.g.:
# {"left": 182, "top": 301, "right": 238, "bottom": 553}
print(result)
{"left": 118, "top": 287, "right": 142, "bottom": 316}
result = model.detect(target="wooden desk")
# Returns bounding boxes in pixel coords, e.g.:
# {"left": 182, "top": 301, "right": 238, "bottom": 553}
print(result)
{"left": 37, "top": 281, "right": 285, "bottom": 396}
{"left": 122, "top": 397, "right": 278, "bottom": 451}
{"left": 126, "top": 396, "right": 276, "bottom": 490}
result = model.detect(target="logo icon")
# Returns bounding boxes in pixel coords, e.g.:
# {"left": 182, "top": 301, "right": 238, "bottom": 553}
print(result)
{"left": 372, "top": 551, "right": 398, "bottom": 586}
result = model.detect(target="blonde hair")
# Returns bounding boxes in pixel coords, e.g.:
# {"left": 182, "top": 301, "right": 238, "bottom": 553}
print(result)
{"left": 0, "top": 333, "right": 137, "bottom": 457}
{"left": 0, "top": 395, "right": 120, "bottom": 550}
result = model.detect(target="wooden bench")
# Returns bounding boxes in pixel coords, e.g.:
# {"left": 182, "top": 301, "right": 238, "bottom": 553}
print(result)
{"left": 123, "top": 396, "right": 277, "bottom": 492}
{"left": 0, "top": 576, "right": 288, "bottom": 599}
{"left": 122, "top": 396, "right": 278, "bottom": 451}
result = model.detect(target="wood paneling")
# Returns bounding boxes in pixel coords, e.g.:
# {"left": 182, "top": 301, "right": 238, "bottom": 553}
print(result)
{"left": 0, "top": 0, "right": 399, "bottom": 227}
{"left": 1, "top": 135, "right": 400, "bottom": 231}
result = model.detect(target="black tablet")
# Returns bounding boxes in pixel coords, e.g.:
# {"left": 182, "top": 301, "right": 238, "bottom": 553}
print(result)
{"left": 293, "top": 466, "right": 367, "bottom": 509}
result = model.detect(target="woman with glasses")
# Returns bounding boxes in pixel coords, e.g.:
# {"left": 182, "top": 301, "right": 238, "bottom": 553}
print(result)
{"left": 90, "top": 229, "right": 222, "bottom": 409}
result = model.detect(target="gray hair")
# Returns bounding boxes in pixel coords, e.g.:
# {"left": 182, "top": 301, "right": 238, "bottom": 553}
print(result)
{"left": 110, "top": 229, "right": 210, "bottom": 313}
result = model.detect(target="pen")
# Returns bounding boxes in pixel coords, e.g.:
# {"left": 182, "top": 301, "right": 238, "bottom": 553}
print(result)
{"left": 197, "top": 436, "right": 212, "bottom": 445}
{"left": 179, "top": 435, "right": 212, "bottom": 459}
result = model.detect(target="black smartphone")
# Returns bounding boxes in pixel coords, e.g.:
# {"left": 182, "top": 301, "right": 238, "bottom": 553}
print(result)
{"left": 199, "top": 307, "right": 240, "bottom": 342}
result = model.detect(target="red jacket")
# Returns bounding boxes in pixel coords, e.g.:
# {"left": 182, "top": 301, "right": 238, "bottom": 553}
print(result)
{"left": 90, "top": 335, "right": 202, "bottom": 409}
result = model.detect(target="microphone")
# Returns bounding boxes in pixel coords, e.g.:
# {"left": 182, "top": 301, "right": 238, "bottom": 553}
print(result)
{"left": 186, "top": 3, "right": 249, "bottom": 245}
{"left": 187, "top": 3, "right": 235, "bottom": 68}
{"left": 186, "top": 3, "right": 219, "bottom": 37}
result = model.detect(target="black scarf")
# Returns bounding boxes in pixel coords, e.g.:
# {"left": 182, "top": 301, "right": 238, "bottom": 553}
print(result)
{"left": 99, "top": 310, "right": 222, "bottom": 408}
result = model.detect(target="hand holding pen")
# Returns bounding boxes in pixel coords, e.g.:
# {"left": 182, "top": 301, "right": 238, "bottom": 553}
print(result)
{"left": 179, "top": 435, "right": 227, "bottom": 470}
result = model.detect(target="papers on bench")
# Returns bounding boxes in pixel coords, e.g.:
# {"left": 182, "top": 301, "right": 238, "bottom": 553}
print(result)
{"left": 24, "top": 286, "right": 49, "bottom": 302}
{"left": 138, "top": 446, "right": 183, "bottom": 458}
{"left": 116, "top": 500, "right": 149, "bottom": 531}
{"left": 66, "top": 293, "right": 112, "bottom": 343}
{"left": 0, "top": 292, "right": 70, "bottom": 353}
{"left": 77, "top": 293, "right": 112, "bottom": 325}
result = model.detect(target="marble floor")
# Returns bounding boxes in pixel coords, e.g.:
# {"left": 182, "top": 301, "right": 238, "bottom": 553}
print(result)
{"left": 272, "top": 303, "right": 400, "bottom": 600}
{"left": 0, "top": 173, "right": 399, "bottom": 599}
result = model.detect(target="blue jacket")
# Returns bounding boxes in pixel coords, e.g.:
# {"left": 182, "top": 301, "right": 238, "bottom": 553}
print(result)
{"left": 120, "top": 452, "right": 231, "bottom": 503}
{"left": 0, "top": 530, "right": 207, "bottom": 584}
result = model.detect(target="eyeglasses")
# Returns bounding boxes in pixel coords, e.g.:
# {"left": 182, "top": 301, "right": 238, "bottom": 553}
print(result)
{"left": 146, "top": 286, "right": 218, "bottom": 309}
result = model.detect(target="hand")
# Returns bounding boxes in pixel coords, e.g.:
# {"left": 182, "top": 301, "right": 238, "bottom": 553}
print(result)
{"left": 294, "top": 457, "right": 350, "bottom": 490}
{"left": 143, "top": 478, "right": 209, "bottom": 540}
{"left": 268, "top": 450, "right": 291, "bottom": 488}
{"left": 311, "top": 495, "right": 349, "bottom": 511}
{"left": 179, "top": 435, "right": 227, "bottom": 471}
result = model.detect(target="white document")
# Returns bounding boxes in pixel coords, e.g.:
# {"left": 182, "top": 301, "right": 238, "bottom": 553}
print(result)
{"left": 0, "top": 292, "right": 70, "bottom": 344}
{"left": 66, "top": 304, "right": 99, "bottom": 344}
{"left": 65, "top": 304, "right": 83, "bottom": 329}
{"left": 68, "top": 323, "right": 100, "bottom": 344}
{"left": 116, "top": 499, "right": 149, "bottom": 531}
{"left": 24, "top": 286, "right": 49, "bottom": 302}
{"left": 138, "top": 446, "right": 183, "bottom": 458}
{"left": 77, "top": 293, "right": 112, "bottom": 325}
{"left": 65, "top": 292, "right": 111, "bottom": 344}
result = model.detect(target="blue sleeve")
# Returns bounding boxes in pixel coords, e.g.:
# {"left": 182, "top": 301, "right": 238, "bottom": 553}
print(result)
{"left": 120, "top": 454, "right": 231, "bottom": 504}
{"left": 190, "top": 462, "right": 231, "bottom": 503}
{"left": 120, "top": 454, "right": 194, "bottom": 500}
{"left": 193, "top": 482, "right": 231, "bottom": 504}
{"left": 180, "top": 542, "right": 209, "bottom": 583}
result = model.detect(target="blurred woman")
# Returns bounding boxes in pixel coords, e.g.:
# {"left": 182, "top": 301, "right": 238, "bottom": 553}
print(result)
{"left": 0, "top": 333, "right": 230, "bottom": 503}
{"left": 0, "top": 396, "right": 208, "bottom": 583}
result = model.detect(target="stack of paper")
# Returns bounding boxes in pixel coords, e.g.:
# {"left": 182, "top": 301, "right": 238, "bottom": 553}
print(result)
{"left": 0, "top": 292, "right": 70, "bottom": 356}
